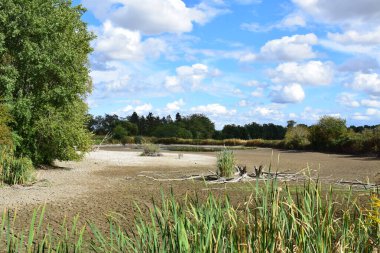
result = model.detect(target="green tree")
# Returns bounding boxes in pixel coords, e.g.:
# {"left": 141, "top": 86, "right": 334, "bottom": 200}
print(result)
{"left": 0, "top": 103, "right": 13, "bottom": 147}
{"left": 284, "top": 125, "right": 310, "bottom": 149}
{"left": 0, "top": 0, "right": 94, "bottom": 164}
{"left": 309, "top": 116, "right": 347, "bottom": 150}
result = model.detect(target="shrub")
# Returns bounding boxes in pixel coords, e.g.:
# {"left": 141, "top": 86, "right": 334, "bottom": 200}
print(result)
{"left": 112, "top": 125, "right": 128, "bottom": 143}
{"left": 0, "top": 148, "right": 34, "bottom": 185}
{"left": 141, "top": 143, "right": 161, "bottom": 157}
{"left": 134, "top": 136, "right": 145, "bottom": 144}
{"left": 216, "top": 149, "right": 235, "bottom": 177}
{"left": 284, "top": 125, "right": 310, "bottom": 149}
{"left": 309, "top": 116, "right": 347, "bottom": 151}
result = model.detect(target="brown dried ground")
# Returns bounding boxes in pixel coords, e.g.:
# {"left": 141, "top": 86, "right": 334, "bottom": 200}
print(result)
{"left": 0, "top": 146, "right": 379, "bottom": 238}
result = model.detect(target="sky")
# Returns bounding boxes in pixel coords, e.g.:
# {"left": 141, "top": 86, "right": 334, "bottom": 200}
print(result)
{"left": 77, "top": 0, "right": 380, "bottom": 129}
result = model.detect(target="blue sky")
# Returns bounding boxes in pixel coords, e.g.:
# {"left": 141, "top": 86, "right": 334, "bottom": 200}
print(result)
{"left": 78, "top": 0, "right": 380, "bottom": 128}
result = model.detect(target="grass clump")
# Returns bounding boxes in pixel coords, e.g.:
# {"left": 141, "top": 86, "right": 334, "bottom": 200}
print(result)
{"left": 0, "top": 147, "right": 35, "bottom": 185}
{"left": 216, "top": 149, "right": 235, "bottom": 177}
{"left": 141, "top": 143, "right": 161, "bottom": 157}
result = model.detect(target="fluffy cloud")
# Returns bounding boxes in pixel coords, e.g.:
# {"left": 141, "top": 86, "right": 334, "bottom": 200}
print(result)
{"left": 349, "top": 72, "right": 380, "bottom": 95}
{"left": 271, "top": 83, "right": 305, "bottom": 103}
{"left": 336, "top": 93, "right": 360, "bottom": 107}
{"left": 270, "top": 61, "right": 334, "bottom": 86}
{"left": 328, "top": 28, "right": 380, "bottom": 46}
{"left": 259, "top": 33, "right": 318, "bottom": 61}
{"left": 94, "top": 21, "right": 167, "bottom": 61}
{"left": 292, "top": 1, "right": 380, "bottom": 57}
{"left": 83, "top": 0, "right": 224, "bottom": 35}
{"left": 250, "top": 104, "right": 285, "bottom": 122}
{"left": 190, "top": 104, "right": 236, "bottom": 116}
{"left": 164, "top": 63, "right": 220, "bottom": 92}
{"left": 352, "top": 108, "right": 380, "bottom": 120}
{"left": 165, "top": 99, "right": 185, "bottom": 111}
{"left": 292, "top": 0, "right": 380, "bottom": 26}
{"left": 121, "top": 103, "right": 153, "bottom": 115}
{"left": 361, "top": 99, "right": 380, "bottom": 108}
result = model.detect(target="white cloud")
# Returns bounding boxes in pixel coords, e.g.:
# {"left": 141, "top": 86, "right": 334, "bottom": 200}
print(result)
{"left": 241, "top": 14, "right": 306, "bottom": 32}
{"left": 121, "top": 103, "right": 153, "bottom": 114}
{"left": 328, "top": 28, "right": 380, "bottom": 46}
{"left": 292, "top": 0, "right": 380, "bottom": 27}
{"left": 95, "top": 21, "right": 167, "bottom": 61}
{"left": 270, "top": 61, "right": 334, "bottom": 86}
{"left": 83, "top": 0, "right": 224, "bottom": 35}
{"left": 349, "top": 72, "right": 380, "bottom": 95}
{"left": 281, "top": 14, "right": 306, "bottom": 28}
{"left": 361, "top": 99, "right": 380, "bottom": 108}
{"left": 336, "top": 92, "right": 360, "bottom": 107}
{"left": 165, "top": 99, "right": 185, "bottom": 111}
{"left": 250, "top": 104, "right": 285, "bottom": 122}
{"left": 251, "top": 88, "right": 264, "bottom": 97}
{"left": 352, "top": 108, "right": 380, "bottom": 120}
{"left": 164, "top": 63, "right": 220, "bottom": 92}
{"left": 190, "top": 103, "right": 236, "bottom": 116}
{"left": 259, "top": 33, "right": 318, "bottom": 61}
{"left": 352, "top": 113, "right": 370, "bottom": 121}
{"left": 164, "top": 76, "right": 183, "bottom": 92}
{"left": 271, "top": 83, "right": 305, "bottom": 103}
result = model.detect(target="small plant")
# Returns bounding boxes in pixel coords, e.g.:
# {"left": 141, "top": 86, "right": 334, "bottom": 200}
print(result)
{"left": 216, "top": 149, "right": 235, "bottom": 177}
{"left": 0, "top": 145, "right": 35, "bottom": 185}
{"left": 141, "top": 143, "right": 161, "bottom": 157}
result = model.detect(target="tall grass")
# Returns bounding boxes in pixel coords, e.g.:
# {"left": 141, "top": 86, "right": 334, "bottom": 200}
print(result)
{"left": 0, "top": 181, "right": 379, "bottom": 252}
{"left": 216, "top": 149, "right": 236, "bottom": 177}
{"left": 0, "top": 147, "right": 34, "bottom": 185}
{"left": 141, "top": 143, "right": 161, "bottom": 156}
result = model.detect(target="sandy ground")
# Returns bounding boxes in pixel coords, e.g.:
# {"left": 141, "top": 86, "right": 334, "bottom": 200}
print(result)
{"left": 0, "top": 150, "right": 215, "bottom": 210}
{"left": 0, "top": 147, "right": 378, "bottom": 235}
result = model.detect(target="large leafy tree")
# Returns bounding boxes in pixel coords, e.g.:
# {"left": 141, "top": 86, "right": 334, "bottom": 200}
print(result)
{"left": 0, "top": 0, "right": 94, "bottom": 164}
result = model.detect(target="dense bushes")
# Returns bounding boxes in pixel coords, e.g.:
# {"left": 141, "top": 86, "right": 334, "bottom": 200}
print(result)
{"left": 284, "top": 125, "right": 310, "bottom": 149}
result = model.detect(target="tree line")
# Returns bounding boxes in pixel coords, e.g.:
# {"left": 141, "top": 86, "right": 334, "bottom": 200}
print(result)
{"left": 87, "top": 112, "right": 288, "bottom": 141}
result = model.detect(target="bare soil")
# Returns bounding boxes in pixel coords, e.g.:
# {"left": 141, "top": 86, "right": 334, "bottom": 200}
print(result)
{"left": 0, "top": 147, "right": 379, "bottom": 236}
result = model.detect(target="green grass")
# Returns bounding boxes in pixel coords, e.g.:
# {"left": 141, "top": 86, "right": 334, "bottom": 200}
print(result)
{"left": 216, "top": 149, "right": 236, "bottom": 177}
{"left": 0, "top": 147, "right": 35, "bottom": 185}
{"left": 1, "top": 180, "right": 379, "bottom": 252}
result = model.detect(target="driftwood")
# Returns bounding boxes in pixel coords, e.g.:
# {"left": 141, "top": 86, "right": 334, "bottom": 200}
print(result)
{"left": 335, "top": 179, "right": 379, "bottom": 190}
{"left": 137, "top": 165, "right": 309, "bottom": 185}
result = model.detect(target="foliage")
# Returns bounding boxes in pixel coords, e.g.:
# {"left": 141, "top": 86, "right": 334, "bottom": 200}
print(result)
{"left": 1, "top": 181, "right": 378, "bottom": 252}
{"left": 112, "top": 125, "right": 128, "bottom": 145}
{"left": 0, "top": 147, "right": 34, "bottom": 185}
{"left": 141, "top": 143, "right": 161, "bottom": 156}
{"left": 284, "top": 125, "right": 310, "bottom": 149}
{"left": 0, "top": 0, "right": 94, "bottom": 164}
{"left": 309, "top": 116, "right": 347, "bottom": 150}
{"left": 0, "top": 103, "right": 13, "bottom": 148}
{"left": 216, "top": 149, "right": 235, "bottom": 177}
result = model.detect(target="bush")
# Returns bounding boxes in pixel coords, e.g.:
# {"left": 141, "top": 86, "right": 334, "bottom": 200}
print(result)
{"left": 284, "top": 125, "right": 310, "bottom": 149}
{"left": 141, "top": 143, "right": 161, "bottom": 157}
{"left": 0, "top": 148, "right": 34, "bottom": 185}
{"left": 134, "top": 136, "right": 145, "bottom": 144}
{"left": 216, "top": 149, "right": 235, "bottom": 177}
{"left": 112, "top": 125, "right": 128, "bottom": 143}
{"left": 309, "top": 116, "right": 347, "bottom": 151}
